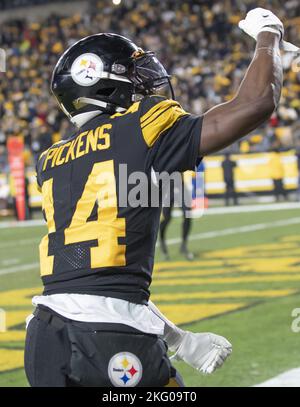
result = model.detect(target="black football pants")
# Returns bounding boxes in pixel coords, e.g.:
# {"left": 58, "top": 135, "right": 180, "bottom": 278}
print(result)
{"left": 24, "top": 306, "right": 183, "bottom": 387}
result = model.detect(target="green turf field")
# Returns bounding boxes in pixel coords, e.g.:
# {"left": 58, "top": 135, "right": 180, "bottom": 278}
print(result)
{"left": 0, "top": 205, "right": 300, "bottom": 386}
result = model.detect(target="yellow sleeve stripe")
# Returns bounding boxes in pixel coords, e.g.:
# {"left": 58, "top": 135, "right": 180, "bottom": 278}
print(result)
{"left": 141, "top": 103, "right": 188, "bottom": 147}
{"left": 140, "top": 99, "right": 182, "bottom": 128}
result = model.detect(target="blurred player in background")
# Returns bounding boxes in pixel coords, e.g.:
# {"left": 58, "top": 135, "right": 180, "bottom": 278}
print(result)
{"left": 221, "top": 153, "right": 238, "bottom": 206}
{"left": 25, "top": 174, "right": 32, "bottom": 220}
{"left": 24, "top": 7, "right": 286, "bottom": 387}
{"left": 269, "top": 148, "right": 288, "bottom": 201}
{"left": 159, "top": 161, "right": 205, "bottom": 261}
{"left": 297, "top": 148, "right": 300, "bottom": 201}
{"left": 159, "top": 172, "right": 194, "bottom": 261}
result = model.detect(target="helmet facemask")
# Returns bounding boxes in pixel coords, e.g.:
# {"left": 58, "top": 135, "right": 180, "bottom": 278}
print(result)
{"left": 128, "top": 51, "right": 175, "bottom": 100}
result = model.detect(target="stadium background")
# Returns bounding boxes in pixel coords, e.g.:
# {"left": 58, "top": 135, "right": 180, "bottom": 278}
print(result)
{"left": 0, "top": 0, "right": 300, "bottom": 387}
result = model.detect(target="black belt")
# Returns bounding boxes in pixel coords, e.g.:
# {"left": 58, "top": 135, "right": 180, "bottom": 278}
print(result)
{"left": 33, "top": 306, "right": 68, "bottom": 330}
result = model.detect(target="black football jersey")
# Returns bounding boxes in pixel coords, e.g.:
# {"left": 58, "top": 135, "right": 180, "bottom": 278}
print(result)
{"left": 37, "top": 96, "right": 202, "bottom": 304}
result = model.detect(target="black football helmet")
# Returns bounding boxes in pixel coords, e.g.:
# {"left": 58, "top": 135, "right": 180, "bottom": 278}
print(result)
{"left": 51, "top": 33, "right": 174, "bottom": 122}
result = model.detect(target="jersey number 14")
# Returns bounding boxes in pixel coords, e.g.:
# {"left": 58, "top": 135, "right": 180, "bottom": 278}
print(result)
{"left": 39, "top": 160, "right": 126, "bottom": 276}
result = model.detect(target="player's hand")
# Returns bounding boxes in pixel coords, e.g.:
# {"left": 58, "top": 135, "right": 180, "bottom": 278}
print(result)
{"left": 170, "top": 331, "right": 232, "bottom": 374}
{"left": 238, "top": 8, "right": 299, "bottom": 52}
{"left": 238, "top": 7, "right": 283, "bottom": 41}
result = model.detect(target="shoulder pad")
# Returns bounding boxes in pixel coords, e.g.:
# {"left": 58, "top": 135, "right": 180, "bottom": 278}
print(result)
{"left": 139, "top": 95, "right": 189, "bottom": 147}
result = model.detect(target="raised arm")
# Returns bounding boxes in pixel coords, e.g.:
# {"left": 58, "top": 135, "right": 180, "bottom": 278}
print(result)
{"left": 200, "top": 9, "right": 283, "bottom": 156}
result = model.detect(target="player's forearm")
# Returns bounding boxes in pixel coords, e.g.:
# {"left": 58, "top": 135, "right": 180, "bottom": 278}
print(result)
{"left": 235, "top": 31, "right": 282, "bottom": 113}
{"left": 200, "top": 32, "right": 282, "bottom": 155}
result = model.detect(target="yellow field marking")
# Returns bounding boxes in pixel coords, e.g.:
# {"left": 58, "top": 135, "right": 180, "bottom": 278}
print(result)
{"left": 154, "top": 237, "right": 300, "bottom": 278}
{"left": 232, "top": 258, "right": 300, "bottom": 274}
{"left": 0, "top": 349, "right": 24, "bottom": 373}
{"left": 280, "top": 235, "right": 300, "bottom": 242}
{"left": 4, "top": 310, "right": 31, "bottom": 329}
{"left": 155, "top": 267, "right": 236, "bottom": 278}
{"left": 153, "top": 274, "right": 300, "bottom": 286}
{"left": 151, "top": 289, "right": 298, "bottom": 302}
{"left": 0, "top": 287, "right": 40, "bottom": 307}
{"left": 208, "top": 249, "right": 300, "bottom": 260}
{"left": 158, "top": 303, "right": 247, "bottom": 325}
{"left": 154, "top": 259, "right": 300, "bottom": 279}
{"left": 154, "top": 260, "right": 225, "bottom": 271}
{"left": 202, "top": 242, "right": 300, "bottom": 259}
{"left": 0, "top": 331, "right": 26, "bottom": 342}
{"left": 251, "top": 249, "right": 300, "bottom": 256}
{"left": 0, "top": 309, "right": 5, "bottom": 332}
{"left": 0, "top": 288, "right": 37, "bottom": 374}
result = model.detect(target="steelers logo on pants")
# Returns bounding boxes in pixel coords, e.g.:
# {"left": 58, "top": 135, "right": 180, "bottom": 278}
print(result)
{"left": 108, "top": 352, "right": 143, "bottom": 387}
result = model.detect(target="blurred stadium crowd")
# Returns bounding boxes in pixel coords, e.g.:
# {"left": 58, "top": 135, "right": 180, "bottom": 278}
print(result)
{"left": 0, "top": 0, "right": 300, "bottom": 172}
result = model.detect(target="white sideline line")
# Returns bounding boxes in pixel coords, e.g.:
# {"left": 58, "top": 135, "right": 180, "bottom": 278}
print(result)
{"left": 0, "top": 202, "right": 299, "bottom": 230}
{"left": 204, "top": 202, "right": 300, "bottom": 215}
{"left": 1, "top": 216, "right": 300, "bottom": 276}
{"left": 165, "top": 216, "right": 300, "bottom": 245}
{"left": 0, "top": 219, "right": 45, "bottom": 229}
{"left": 1, "top": 259, "right": 20, "bottom": 266}
{"left": 0, "top": 262, "right": 39, "bottom": 276}
{"left": 0, "top": 237, "right": 40, "bottom": 250}
{"left": 174, "top": 202, "right": 300, "bottom": 218}
{"left": 255, "top": 368, "right": 300, "bottom": 387}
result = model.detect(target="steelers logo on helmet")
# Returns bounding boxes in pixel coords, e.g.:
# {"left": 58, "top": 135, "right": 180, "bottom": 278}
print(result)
{"left": 108, "top": 352, "right": 142, "bottom": 387}
{"left": 71, "top": 53, "right": 103, "bottom": 87}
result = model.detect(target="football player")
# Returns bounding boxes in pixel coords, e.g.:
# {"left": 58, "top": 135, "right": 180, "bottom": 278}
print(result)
{"left": 159, "top": 172, "right": 195, "bottom": 261}
{"left": 25, "top": 8, "right": 285, "bottom": 387}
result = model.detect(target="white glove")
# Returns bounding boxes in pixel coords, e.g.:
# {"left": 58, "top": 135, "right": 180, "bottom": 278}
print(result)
{"left": 239, "top": 8, "right": 299, "bottom": 52}
{"left": 170, "top": 331, "right": 232, "bottom": 374}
